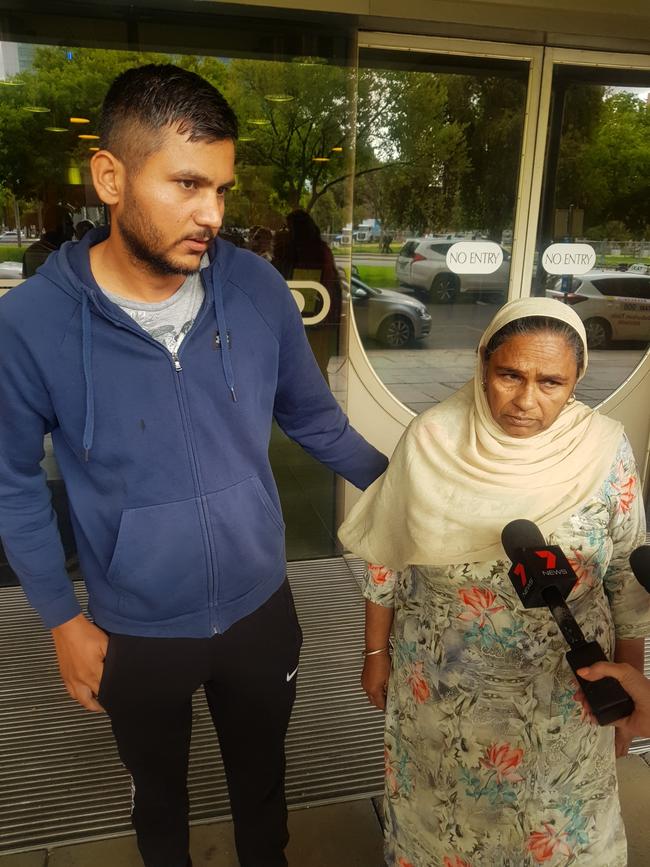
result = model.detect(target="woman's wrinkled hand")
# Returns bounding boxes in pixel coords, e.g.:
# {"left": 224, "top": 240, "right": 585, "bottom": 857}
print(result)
{"left": 361, "top": 653, "right": 391, "bottom": 711}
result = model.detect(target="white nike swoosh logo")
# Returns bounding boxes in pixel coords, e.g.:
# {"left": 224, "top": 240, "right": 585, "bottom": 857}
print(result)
{"left": 286, "top": 664, "right": 299, "bottom": 682}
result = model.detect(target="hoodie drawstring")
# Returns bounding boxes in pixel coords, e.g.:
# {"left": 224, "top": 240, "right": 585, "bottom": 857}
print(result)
{"left": 81, "top": 292, "right": 95, "bottom": 461}
{"left": 211, "top": 269, "right": 237, "bottom": 402}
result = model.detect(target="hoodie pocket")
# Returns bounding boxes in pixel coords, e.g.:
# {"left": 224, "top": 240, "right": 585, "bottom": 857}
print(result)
{"left": 107, "top": 497, "right": 208, "bottom": 621}
{"left": 205, "top": 476, "right": 285, "bottom": 603}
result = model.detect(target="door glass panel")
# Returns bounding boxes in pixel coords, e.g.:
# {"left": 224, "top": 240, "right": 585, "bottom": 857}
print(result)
{"left": 533, "top": 66, "right": 650, "bottom": 407}
{"left": 350, "top": 48, "right": 529, "bottom": 414}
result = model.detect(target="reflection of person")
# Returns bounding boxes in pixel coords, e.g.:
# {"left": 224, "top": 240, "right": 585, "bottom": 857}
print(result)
{"left": 272, "top": 209, "right": 341, "bottom": 378}
{"left": 339, "top": 297, "right": 650, "bottom": 867}
{"left": 248, "top": 224, "right": 273, "bottom": 261}
{"left": 578, "top": 662, "right": 650, "bottom": 738}
{"left": 22, "top": 205, "right": 73, "bottom": 278}
{"left": 0, "top": 64, "right": 387, "bottom": 867}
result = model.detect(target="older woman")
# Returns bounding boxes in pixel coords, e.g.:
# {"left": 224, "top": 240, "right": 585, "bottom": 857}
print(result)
{"left": 339, "top": 298, "right": 650, "bottom": 867}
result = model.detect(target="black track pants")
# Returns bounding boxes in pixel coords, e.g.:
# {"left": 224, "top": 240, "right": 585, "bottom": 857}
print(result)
{"left": 98, "top": 580, "right": 302, "bottom": 867}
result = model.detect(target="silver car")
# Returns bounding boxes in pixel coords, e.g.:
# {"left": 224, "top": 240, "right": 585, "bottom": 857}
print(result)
{"left": 546, "top": 271, "right": 650, "bottom": 348}
{"left": 396, "top": 237, "right": 511, "bottom": 303}
{"left": 350, "top": 276, "right": 431, "bottom": 348}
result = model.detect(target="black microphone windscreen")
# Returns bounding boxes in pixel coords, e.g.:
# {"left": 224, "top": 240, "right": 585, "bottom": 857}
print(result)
{"left": 630, "top": 545, "right": 650, "bottom": 593}
{"left": 501, "top": 519, "right": 546, "bottom": 561}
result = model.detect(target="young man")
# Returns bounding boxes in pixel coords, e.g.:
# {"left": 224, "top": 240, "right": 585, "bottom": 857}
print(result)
{"left": 0, "top": 65, "right": 387, "bottom": 867}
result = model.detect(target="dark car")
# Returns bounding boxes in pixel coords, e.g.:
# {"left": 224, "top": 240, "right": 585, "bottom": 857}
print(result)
{"left": 350, "top": 275, "right": 431, "bottom": 348}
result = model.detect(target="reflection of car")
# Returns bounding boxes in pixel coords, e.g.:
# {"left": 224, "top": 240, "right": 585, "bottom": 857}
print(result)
{"left": 0, "top": 260, "right": 23, "bottom": 279}
{"left": 628, "top": 263, "right": 650, "bottom": 275}
{"left": 546, "top": 271, "right": 650, "bottom": 348}
{"left": 396, "top": 237, "right": 511, "bottom": 303}
{"left": 0, "top": 230, "right": 19, "bottom": 243}
{"left": 350, "top": 276, "right": 431, "bottom": 348}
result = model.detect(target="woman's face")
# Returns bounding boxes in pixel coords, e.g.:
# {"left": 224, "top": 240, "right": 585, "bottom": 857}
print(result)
{"left": 484, "top": 331, "right": 579, "bottom": 437}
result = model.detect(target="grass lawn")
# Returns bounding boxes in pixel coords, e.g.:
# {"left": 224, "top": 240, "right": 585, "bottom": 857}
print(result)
{"left": 0, "top": 245, "right": 25, "bottom": 262}
{"left": 354, "top": 264, "right": 397, "bottom": 288}
{"left": 603, "top": 255, "right": 650, "bottom": 266}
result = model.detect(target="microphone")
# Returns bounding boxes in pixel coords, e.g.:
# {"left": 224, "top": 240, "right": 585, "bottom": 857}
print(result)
{"left": 502, "top": 519, "right": 634, "bottom": 725}
{"left": 630, "top": 545, "right": 650, "bottom": 593}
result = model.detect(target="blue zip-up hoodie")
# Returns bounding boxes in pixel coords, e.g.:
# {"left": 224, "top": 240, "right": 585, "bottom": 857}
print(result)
{"left": 0, "top": 228, "right": 388, "bottom": 637}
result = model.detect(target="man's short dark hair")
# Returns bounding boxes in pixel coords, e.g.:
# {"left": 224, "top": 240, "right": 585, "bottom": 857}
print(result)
{"left": 99, "top": 63, "right": 238, "bottom": 169}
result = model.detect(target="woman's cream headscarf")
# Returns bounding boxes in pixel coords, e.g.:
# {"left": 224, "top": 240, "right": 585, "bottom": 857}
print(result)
{"left": 338, "top": 297, "right": 624, "bottom": 569}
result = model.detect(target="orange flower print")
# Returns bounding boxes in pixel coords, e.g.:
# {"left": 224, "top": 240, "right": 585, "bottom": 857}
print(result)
{"left": 612, "top": 464, "right": 636, "bottom": 514}
{"left": 443, "top": 856, "right": 472, "bottom": 867}
{"left": 368, "top": 564, "right": 393, "bottom": 585}
{"left": 398, "top": 859, "right": 415, "bottom": 867}
{"left": 406, "top": 661, "right": 430, "bottom": 703}
{"left": 567, "top": 549, "right": 596, "bottom": 590}
{"left": 458, "top": 587, "right": 505, "bottom": 626}
{"left": 479, "top": 742, "right": 524, "bottom": 784}
{"left": 526, "top": 823, "right": 572, "bottom": 863}
{"left": 385, "top": 747, "right": 399, "bottom": 795}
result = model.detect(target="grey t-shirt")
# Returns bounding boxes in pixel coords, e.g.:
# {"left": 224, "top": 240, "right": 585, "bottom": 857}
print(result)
{"left": 101, "top": 263, "right": 206, "bottom": 356}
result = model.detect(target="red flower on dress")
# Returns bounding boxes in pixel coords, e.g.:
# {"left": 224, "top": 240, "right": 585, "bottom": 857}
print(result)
{"left": 443, "top": 856, "right": 472, "bottom": 867}
{"left": 526, "top": 824, "right": 572, "bottom": 863}
{"left": 385, "top": 747, "right": 399, "bottom": 795}
{"left": 406, "top": 661, "right": 430, "bottom": 703}
{"left": 613, "top": 472, "right": 636, "bottom": 514}
{"left": 458, "top": 587, "right": 505, "bottom": 625}
{"left": 398, "top": 859, "right": 415, "bottom": 867}
{"left": 368, "top": 564, "right": 393, "bottom": 585}
{"left": 567, "top": 549, "right": 596, "bottom": 590}
{"left": 479, "top": 742, "right": 524, "bottom": 784}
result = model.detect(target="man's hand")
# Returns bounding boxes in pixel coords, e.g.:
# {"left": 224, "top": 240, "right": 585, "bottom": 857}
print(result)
{"left": 578, "top": 661, "right": 650, "bottom": 742}
{"left": 51, "top": 614, "right": 108, "bottom": 712}
{"left": 361, "top": 653, "right": 391, "bottom": 711}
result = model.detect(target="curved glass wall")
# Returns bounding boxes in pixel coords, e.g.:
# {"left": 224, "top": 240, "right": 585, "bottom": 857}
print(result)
{"left": 349, "top": 48, "right": 529, "bottom": 414}
{"left": 533, "top": 65, "right": 650, "bottom": 407}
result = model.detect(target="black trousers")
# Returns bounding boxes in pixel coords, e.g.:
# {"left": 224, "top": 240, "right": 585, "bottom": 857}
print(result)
{"left": 98, "top": 580, "right": 302, "bottom": 867}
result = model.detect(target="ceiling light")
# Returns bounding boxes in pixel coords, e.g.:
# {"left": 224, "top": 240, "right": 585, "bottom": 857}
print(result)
{"left": 69, "top": 116, "right": 90, "bottom": 124}
{"left": 238, "top": 136, "right": 255, "bottom": 142}
{"left": 78, "top": 134, "right": 100, "bottom": 140}
{"left": 293, "top": 57, "right": 325, "bottom": 66}
{"left": 312, "top": 157, "right": 330, "bottom": 162}
{"left": 248, "top": 118, "right": 271, "bottom": 126}
{"left": 264, "top": 94, "right": 295, "bottom": 103}
{"left": 22, "top": 105, "right": 50, "bottom": 113}
{"left": 45, "top": 126, "right": 68, "bottom": 133}
{"left": 88, "top": 147, "right": 100, "bottom": 152}
{"left": 330, "top": 147, "right": 343, "bottom": 153}
{"left": 0, "top": 80, "right": 23, "bottom": 87}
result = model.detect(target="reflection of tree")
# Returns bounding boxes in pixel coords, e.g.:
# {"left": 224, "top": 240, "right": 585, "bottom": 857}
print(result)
{"left": 1, "top": 48, "right": 647, "bottom": 243}
{"left": 227, "top": 60, "right": 407, "bottom": 216}
{"left": 448, "top": 76, "right": 527, "bottom": 241}
{"left": 356, "top": 70, "right": 526, "bottom": 238}
{"left": 556, "top": 87, "right": 650, "bottom": 239}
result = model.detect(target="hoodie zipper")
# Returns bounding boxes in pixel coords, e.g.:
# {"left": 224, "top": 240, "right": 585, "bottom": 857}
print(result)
{"left": 86, "top": 288, "right": 220, "bottom": 634}
{"left": 169, "top": 352, "right": 219, "bottom": 635}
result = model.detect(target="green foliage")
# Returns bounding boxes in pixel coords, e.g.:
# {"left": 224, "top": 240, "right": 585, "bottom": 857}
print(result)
{"left": 226, "top": 58, "right": 356, "bottom": 215}
{"left": 557, "top": 87, "right": 650, "bottom": 238}
{"left": 354, "top": 265, "right": 395, "bottom": 288}
{"left": 0, "top": 246, "right": 24, "bottom": 262}
{"left": 1, "top": 46, "right": 648, "bottom": 245}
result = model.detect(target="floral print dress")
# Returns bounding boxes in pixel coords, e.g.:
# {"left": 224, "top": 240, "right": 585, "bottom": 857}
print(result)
{"left": 364, "top": 436, "right": 650, "bottom": 867}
